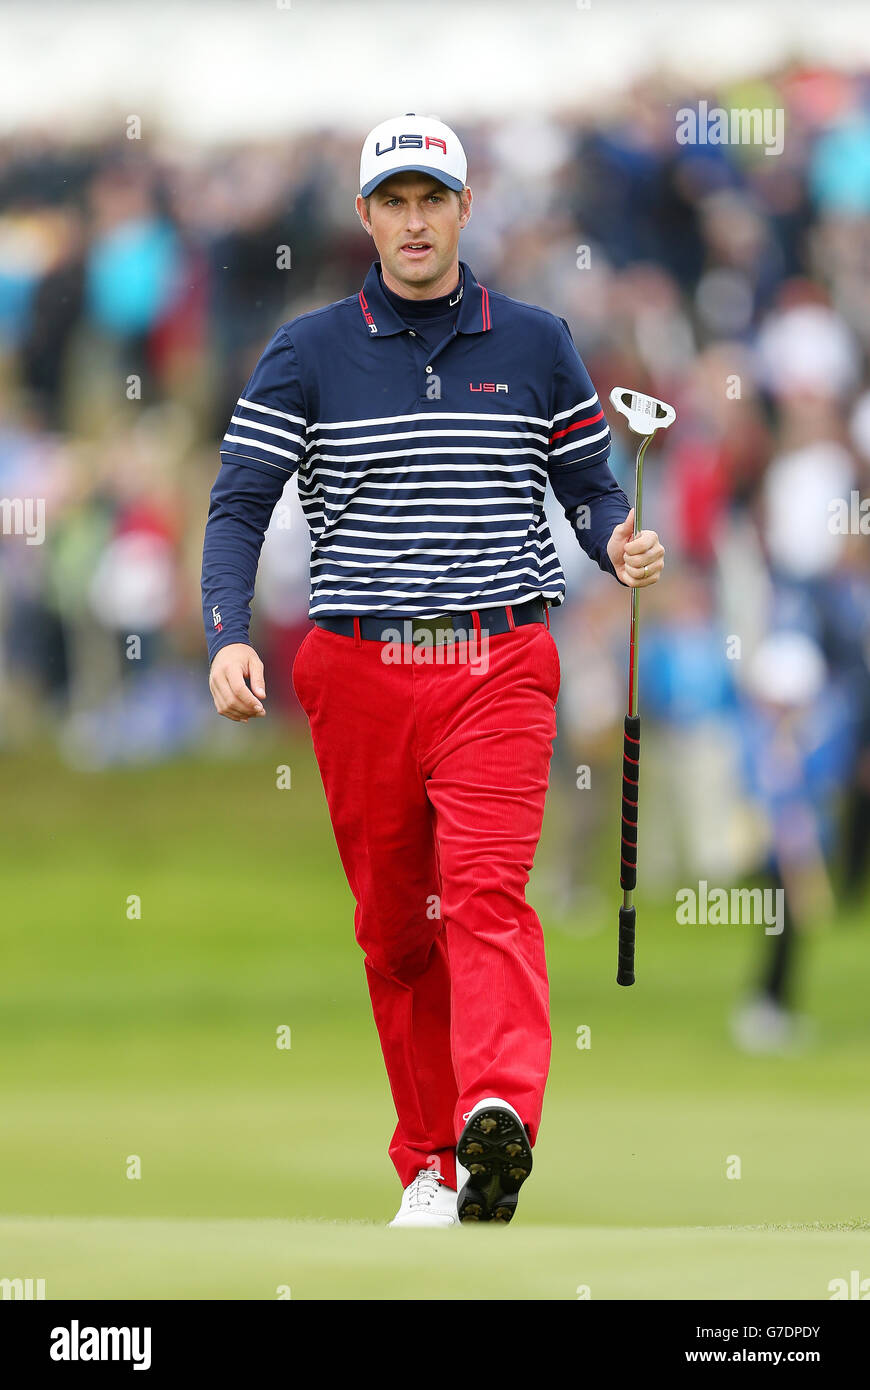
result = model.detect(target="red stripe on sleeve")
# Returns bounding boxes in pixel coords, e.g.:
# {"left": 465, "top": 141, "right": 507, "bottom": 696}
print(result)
{"left": 549, "top": 408, "right": 604, "bottom": 443}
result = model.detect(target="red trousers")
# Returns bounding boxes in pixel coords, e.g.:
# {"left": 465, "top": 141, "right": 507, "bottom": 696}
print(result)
{"left": 291, "top": 617, "right": 560, "bottom": 1189}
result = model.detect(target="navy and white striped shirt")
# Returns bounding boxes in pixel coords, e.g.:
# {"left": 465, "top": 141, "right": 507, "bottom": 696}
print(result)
{"left": 201, "top": 260, "right": 629, "bottom": 662}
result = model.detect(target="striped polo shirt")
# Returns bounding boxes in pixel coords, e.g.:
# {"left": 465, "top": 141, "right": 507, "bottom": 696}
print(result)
{"left": 201, "top": 259, "right": 629, "bottom": 661}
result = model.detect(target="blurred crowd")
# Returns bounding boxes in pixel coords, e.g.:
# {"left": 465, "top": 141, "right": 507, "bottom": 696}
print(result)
{"left": 1, "top": 66, "right": 868, "bottom": 1025}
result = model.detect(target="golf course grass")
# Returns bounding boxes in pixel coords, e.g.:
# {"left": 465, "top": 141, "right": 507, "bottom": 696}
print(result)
{"left": 1, "top": 732, "right": 868, "bottom": 1299}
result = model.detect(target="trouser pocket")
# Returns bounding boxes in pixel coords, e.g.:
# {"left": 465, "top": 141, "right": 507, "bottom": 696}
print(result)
{"left": 291, "top": 627, "right": 315, "bottom": 709}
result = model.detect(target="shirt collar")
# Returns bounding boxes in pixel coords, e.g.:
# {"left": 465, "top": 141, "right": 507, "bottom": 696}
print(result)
{"left": 357, "top": 260, "right": 492, "bottom": 338}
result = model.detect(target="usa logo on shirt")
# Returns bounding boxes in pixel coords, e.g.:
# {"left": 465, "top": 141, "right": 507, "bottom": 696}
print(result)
{"left": 359, "top": 290, "right": 378, "bottom": 334}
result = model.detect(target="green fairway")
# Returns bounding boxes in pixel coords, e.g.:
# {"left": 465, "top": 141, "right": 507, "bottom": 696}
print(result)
{"left": 2, "top": 1217, "right": 868, "bottom": 1301}
{"left": 1, "top": 737, "right": 868, "bottom": 1298}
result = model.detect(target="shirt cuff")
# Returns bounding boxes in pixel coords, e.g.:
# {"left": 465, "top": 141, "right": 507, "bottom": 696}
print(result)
{"left": 207, "top": 628, "right": 252, "bottom": 665}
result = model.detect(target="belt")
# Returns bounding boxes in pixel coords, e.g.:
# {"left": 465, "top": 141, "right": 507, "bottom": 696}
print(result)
{"left": 314, "top": 597, "right": 549, "bottom": 644}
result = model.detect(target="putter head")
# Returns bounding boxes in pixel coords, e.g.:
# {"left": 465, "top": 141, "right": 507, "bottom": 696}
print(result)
{"left": 609, "top": 387, "right": 676, "bottom": 437}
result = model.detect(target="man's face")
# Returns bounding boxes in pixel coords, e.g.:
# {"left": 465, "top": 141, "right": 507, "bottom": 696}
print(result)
{"left": 356, "top": 173, "right": 472, "bottom": 296}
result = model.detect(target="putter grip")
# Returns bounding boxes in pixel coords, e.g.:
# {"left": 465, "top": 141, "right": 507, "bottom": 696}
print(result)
{"left": 617, "top": 905, "right": 636, "bottom": 986}
{"left": 620, "top": 714, "right": 640, "bottom": 890}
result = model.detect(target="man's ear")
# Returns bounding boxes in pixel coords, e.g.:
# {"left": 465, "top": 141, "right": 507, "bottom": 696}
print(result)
{"left": 458, "top": 186, "right": 473, "bottom": 230}
{"left": 355, "top": 194, "right": 373, "bottom": 236}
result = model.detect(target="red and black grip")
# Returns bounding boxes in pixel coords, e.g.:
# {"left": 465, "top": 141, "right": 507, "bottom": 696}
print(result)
{"left": 619, "top": 713, "right": 640, "bottom": 891}
{"left": 617, "top": 905, "right": 636, "bottom": 987}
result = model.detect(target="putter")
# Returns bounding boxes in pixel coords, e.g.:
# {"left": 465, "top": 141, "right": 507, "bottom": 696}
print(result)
{"left": 608, "top": 388, "right": 676, "bottom": 986}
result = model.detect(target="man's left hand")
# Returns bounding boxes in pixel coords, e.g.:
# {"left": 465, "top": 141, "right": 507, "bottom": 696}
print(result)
{"left": 607, "top": 508, "right": 665, "bottom": 588}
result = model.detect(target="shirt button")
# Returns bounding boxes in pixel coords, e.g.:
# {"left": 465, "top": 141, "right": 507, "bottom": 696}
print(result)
{"left": 426, "top": 365, "right": 433, "bottom": 373}
{"left": 408, "top": 330, "right": 416, "bottom": 336}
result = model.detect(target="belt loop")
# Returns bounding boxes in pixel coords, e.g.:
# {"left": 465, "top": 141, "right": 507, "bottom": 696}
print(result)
{"left": 353, "top": 617, "right": 362, "bottom": 648}
{"left": 544, "top": 600, "right": 550, "bottom": 631}
{"left": 505, "top": 604, "right": 516, "bottom": 631}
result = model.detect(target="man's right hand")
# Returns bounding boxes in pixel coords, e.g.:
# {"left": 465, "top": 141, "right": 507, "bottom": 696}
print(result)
{"left": 209, "top": 643, "right": 267, "bottom": 722}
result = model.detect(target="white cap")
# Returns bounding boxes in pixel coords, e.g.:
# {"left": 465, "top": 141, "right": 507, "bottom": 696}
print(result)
{"left": 360, "top": 113, "right": 466, "bottom": 197}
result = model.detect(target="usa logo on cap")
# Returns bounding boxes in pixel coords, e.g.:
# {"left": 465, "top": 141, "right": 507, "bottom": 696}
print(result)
{"left": 360, "top": 113, "right": 467, "bottom": 197}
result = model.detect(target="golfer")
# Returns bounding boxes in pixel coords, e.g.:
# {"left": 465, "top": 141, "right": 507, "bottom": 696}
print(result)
{"left": 201, "top": 114, "right": 665, "bottom": 1226}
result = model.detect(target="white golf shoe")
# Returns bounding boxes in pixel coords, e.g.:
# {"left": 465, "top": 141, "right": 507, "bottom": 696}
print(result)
{"left": 388, "top": 1168, "right": 459, "bottom": 1228}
